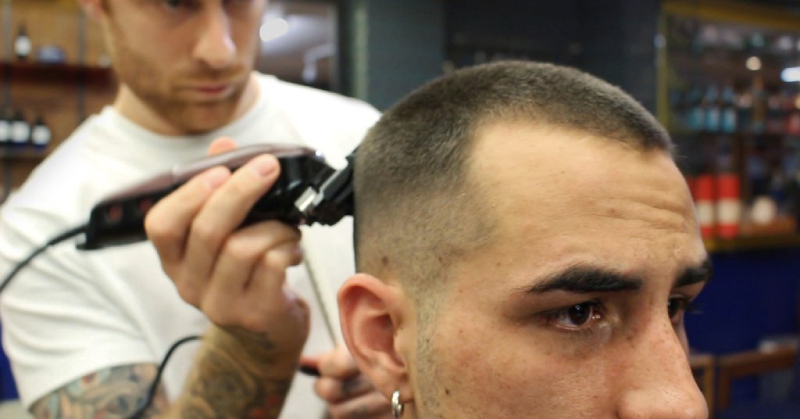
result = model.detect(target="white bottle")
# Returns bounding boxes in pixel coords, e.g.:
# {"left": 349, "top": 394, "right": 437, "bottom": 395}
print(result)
{"left": 11, "top": 110, "right": 30, "bottom": 148}
{"left": 14, "top": 24, "right": 32, "bottom": 61}
{"left": 0, "top": 109, "right": 11, "bottom": 148}
{"left": 30, "top": 115, "right": 52, "bottom": 151}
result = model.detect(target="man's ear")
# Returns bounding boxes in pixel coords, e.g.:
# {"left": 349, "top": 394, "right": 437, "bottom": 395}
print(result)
{"left": 76, "top": 0, "right": 106, "bottom": 21}
{"left": 338, "top": 273, "right": 411, "bottom": 400}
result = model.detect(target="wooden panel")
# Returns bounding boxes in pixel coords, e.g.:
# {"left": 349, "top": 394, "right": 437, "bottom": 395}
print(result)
{"left": 1, "top": 0, "right": 117, "bottom": 195}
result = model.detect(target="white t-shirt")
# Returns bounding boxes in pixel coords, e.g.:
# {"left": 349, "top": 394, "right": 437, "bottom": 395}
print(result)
{"left": 0, "top": 73, "right": 380, "bottom": 418}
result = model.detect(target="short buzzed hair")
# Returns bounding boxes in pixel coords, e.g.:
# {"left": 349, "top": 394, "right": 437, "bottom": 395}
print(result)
{"left": 354, "top": 61, "right": 673, "bottom": 301}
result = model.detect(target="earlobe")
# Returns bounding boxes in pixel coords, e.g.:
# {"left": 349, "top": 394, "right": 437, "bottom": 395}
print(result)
{"left": 338, "top": 273, "right": 411, "bottom": 399}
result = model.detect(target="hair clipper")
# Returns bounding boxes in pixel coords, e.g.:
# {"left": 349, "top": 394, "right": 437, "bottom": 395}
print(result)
{"left": 78, "top": 144, "right": 356, "bottom": 250}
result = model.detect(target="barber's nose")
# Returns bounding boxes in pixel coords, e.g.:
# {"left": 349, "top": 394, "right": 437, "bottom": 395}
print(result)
{"left": 193, "top": 8, "right": 236, "bottom": 69}
{"left": 616, "top": 320, "right": 708, "bottom": 419}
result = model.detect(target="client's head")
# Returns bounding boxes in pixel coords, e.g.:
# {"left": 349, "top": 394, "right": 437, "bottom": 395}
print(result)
{"left": 340, "top": 61, "right": 710, "bottom": 419}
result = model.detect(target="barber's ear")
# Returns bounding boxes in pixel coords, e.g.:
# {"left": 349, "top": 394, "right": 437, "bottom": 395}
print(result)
{"left": 338, "top": 273, "right": 411, "bottom": 401}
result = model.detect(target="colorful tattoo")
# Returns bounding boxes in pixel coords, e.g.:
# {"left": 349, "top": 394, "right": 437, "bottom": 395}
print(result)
{"left": 30, "top": 363, "right": 167, "bottom": 419}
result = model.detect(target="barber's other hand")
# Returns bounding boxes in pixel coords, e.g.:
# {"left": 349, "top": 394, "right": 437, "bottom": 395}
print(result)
{"left": 308, "top": 344, "right": 393, "bottom": 419}
{"left": 145, "top": 138, "right": 309, "bottom": 356}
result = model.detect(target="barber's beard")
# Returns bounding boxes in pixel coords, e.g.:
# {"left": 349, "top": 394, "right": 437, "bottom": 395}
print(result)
{"left": 109, "top": 33, "right": 250, "bottom": 134}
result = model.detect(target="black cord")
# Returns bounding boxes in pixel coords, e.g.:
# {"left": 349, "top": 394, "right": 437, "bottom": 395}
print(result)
{"left": 129, "top": 335, "right": 202, "bottom": 419}
{"left": 0, "top": 224, "right": 87, "bottom": 295}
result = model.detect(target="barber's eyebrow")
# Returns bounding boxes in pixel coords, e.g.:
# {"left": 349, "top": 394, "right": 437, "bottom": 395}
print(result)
{"left": 674, "top": 259, "right": 713, "bottom": 289}
{"left": 526, "top": 265, "right": 644, "bottom": 294}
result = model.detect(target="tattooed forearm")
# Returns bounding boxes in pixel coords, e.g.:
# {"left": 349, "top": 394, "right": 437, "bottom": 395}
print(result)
{"left": 170, "top": 327, "right": 298, "bottom": 419}
{"left": 30, "top": 364, "right": 168, "bottom": 419}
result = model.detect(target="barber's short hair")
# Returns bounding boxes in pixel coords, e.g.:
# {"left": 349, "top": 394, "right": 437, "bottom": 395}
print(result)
{"left": 354, "top": 61, "right": 673, "bottom": 300}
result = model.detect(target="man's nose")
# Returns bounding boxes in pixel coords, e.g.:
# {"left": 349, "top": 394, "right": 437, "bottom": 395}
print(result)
{"left": 615, "top": 319, "right": 708, "bottom": 419}
{"left": 193, "top": 7, "right": 237, "bottom": 69}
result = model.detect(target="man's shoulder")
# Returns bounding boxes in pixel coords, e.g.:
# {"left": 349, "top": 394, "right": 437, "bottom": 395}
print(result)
{"left": 257, "top": 74, "right": 380, "bottom": 124}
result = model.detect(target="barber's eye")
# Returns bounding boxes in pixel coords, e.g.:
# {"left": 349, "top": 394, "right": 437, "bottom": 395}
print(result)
{"left": 164, "top": 0, "right": 194, "bottom": 9}
{"left": 548, "top": 301, "right": 602, "bottom": 329}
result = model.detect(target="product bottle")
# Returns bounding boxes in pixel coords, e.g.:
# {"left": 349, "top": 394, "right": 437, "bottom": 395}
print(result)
{"left": 14, "top": 24, "right": 32, "bottom": 61}
{"left": 30, "top": 115, "right": 52, "bottom": 151}
{"left": 751, "top": 77, "right": 767, "bottom": 134}
{"left": 715, "top": 136, "right": 741, "bottom": 238}
{"left": 10, "top": 110, "right": 30, "bottom": 149}
{"left": 703, "top": 85, "right": 721, "bottom": 133}
{"left": 787, "top": 91, "right": 800, "bottom": 136}
{"left": 688, "top": 85, "right": 705, "bottom": 132}
{"left": 736, "top": 88, "right": 753, "bottom": 133}
{"left": 721, "top": 83, "right": 738, "bottom": 134}
{"left": 0, "top": 107, "right": 11, "bottom": 149}
{"left": 766, "top": 90, "right": 785, "bottom": 135}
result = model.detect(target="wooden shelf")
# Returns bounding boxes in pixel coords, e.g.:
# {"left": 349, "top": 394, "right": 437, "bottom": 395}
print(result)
{"left": 0, "top": 148, "right": 48, "bottom": 161}
{"left": 1, "top": 61, "right": 113, "bottom": 87}
{"left": 704, "top": 234, "right": 800, "bottom": 252}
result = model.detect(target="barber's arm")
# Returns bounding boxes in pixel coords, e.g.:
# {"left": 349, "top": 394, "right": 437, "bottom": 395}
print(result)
{"left": 29, "top": 146, "right": 307, "bottom": 418}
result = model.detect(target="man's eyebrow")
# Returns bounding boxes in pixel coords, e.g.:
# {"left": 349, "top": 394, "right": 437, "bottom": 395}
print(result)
{"left": 525, "top": 265, "right": 644, "bottom": 294}
{"left": 674, "top": 259, "right": 713, "bottom": 288}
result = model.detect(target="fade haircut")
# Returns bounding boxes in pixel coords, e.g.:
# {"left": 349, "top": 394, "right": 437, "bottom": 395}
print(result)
{"left": 354, "top": 61, "right": 673, "bottom": 302}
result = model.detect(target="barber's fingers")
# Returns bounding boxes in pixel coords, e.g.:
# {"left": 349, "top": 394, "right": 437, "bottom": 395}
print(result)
{"left": 318, "top": 344, "right": 361, "bottom": 380}
{"left": 326, "top": 390, "right": 394, "bottom": 419}
{"left": 146, "top": 136, "right": 236, "bottom": 264}
{"left": 145, "top": 166, "right": 232, "bottom": 265}
{"left": 315, "top": 374, "right": 375, "bottom": 404}
{"left": 197, "top": 222, "right": 302, "bottom": 325}
{"left": 180, "top": 154, "right": 281, "bottom": 286}
{"left": 207, "top": 137, "right": 237, "bottom": 155}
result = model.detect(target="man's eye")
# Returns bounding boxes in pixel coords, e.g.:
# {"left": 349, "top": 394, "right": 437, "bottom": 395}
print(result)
{"left": 164, "top": 0, "right": 194, "bottom": 10}
{"left": 667, "top": 296, "right": 698, "bottom": 325}
{"left": 547, "top": 301, "right": 603, "bottom": 329}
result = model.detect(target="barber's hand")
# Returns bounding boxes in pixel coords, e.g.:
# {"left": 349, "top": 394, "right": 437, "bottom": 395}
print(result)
{"left": 145, "top": 138, "right": 309, "bottom": 357}
{"left": 308, "top": 344, "right": 393, "bottom": 419}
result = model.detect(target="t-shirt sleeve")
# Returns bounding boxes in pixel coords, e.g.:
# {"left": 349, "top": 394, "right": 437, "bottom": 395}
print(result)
{"left": 0, "top": 196, "right": 155, "bottom": 408}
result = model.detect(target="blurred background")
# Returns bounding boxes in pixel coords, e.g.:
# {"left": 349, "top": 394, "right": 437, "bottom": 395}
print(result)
{"left": 3, "top": 0, "right": 800, "bottom": 417}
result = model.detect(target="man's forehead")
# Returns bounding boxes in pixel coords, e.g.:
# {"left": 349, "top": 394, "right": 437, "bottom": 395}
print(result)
{"left": 468, "top": 121, "right": 692, "bottom": 221}
{"left": 458, "top": 121, "right": 705, "bottom": 286}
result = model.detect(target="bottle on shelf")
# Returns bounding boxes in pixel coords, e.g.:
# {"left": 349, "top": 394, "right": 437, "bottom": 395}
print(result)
{"left": 766, "top": 89, "right": 785, "bottom": 135}
{"left": 715, "top": 136, "right": 741, "bottom": 238}
{"left": 736, "top": 87, "right": 753, "bottom": 134}
{"left": 14, "top": 24, "right": 32, "bottom": 62}
{"left": 30, "top": 115, "right": 52, "bottom": 151}
{"left": 750, "top": 77, "right": 767, "bottom": 134}
{"left": 786, "top": 90, "right": 800, "bottom": 136}
{"left": 695, "top": 173, "right": 716, "bottom": 238}
{"left": 703, "top": 85, "right": 721, "bottom": 133}
{"left": 721, "top": 82, "right": 738, "bottom": 134}
{"left": 687, "top": 84, "right": 705, "bottom": 132}
{"left": 10, "top": 110, "right": 30, "bottom": 149}
{"left": 0, "top": 107, "right": 11, "bottom": 149}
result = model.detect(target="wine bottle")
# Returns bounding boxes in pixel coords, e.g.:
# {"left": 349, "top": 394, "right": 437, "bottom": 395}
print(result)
{"left": 30, "top": 115, "right": 52, "bottom": 151}
{"left": 14, "top": 24, "right": 32, "bottom": 61}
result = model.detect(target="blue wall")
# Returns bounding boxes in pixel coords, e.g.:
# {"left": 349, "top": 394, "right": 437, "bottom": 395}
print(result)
{"left": 687, "top": 248, "right": 800, "bottom": 353}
